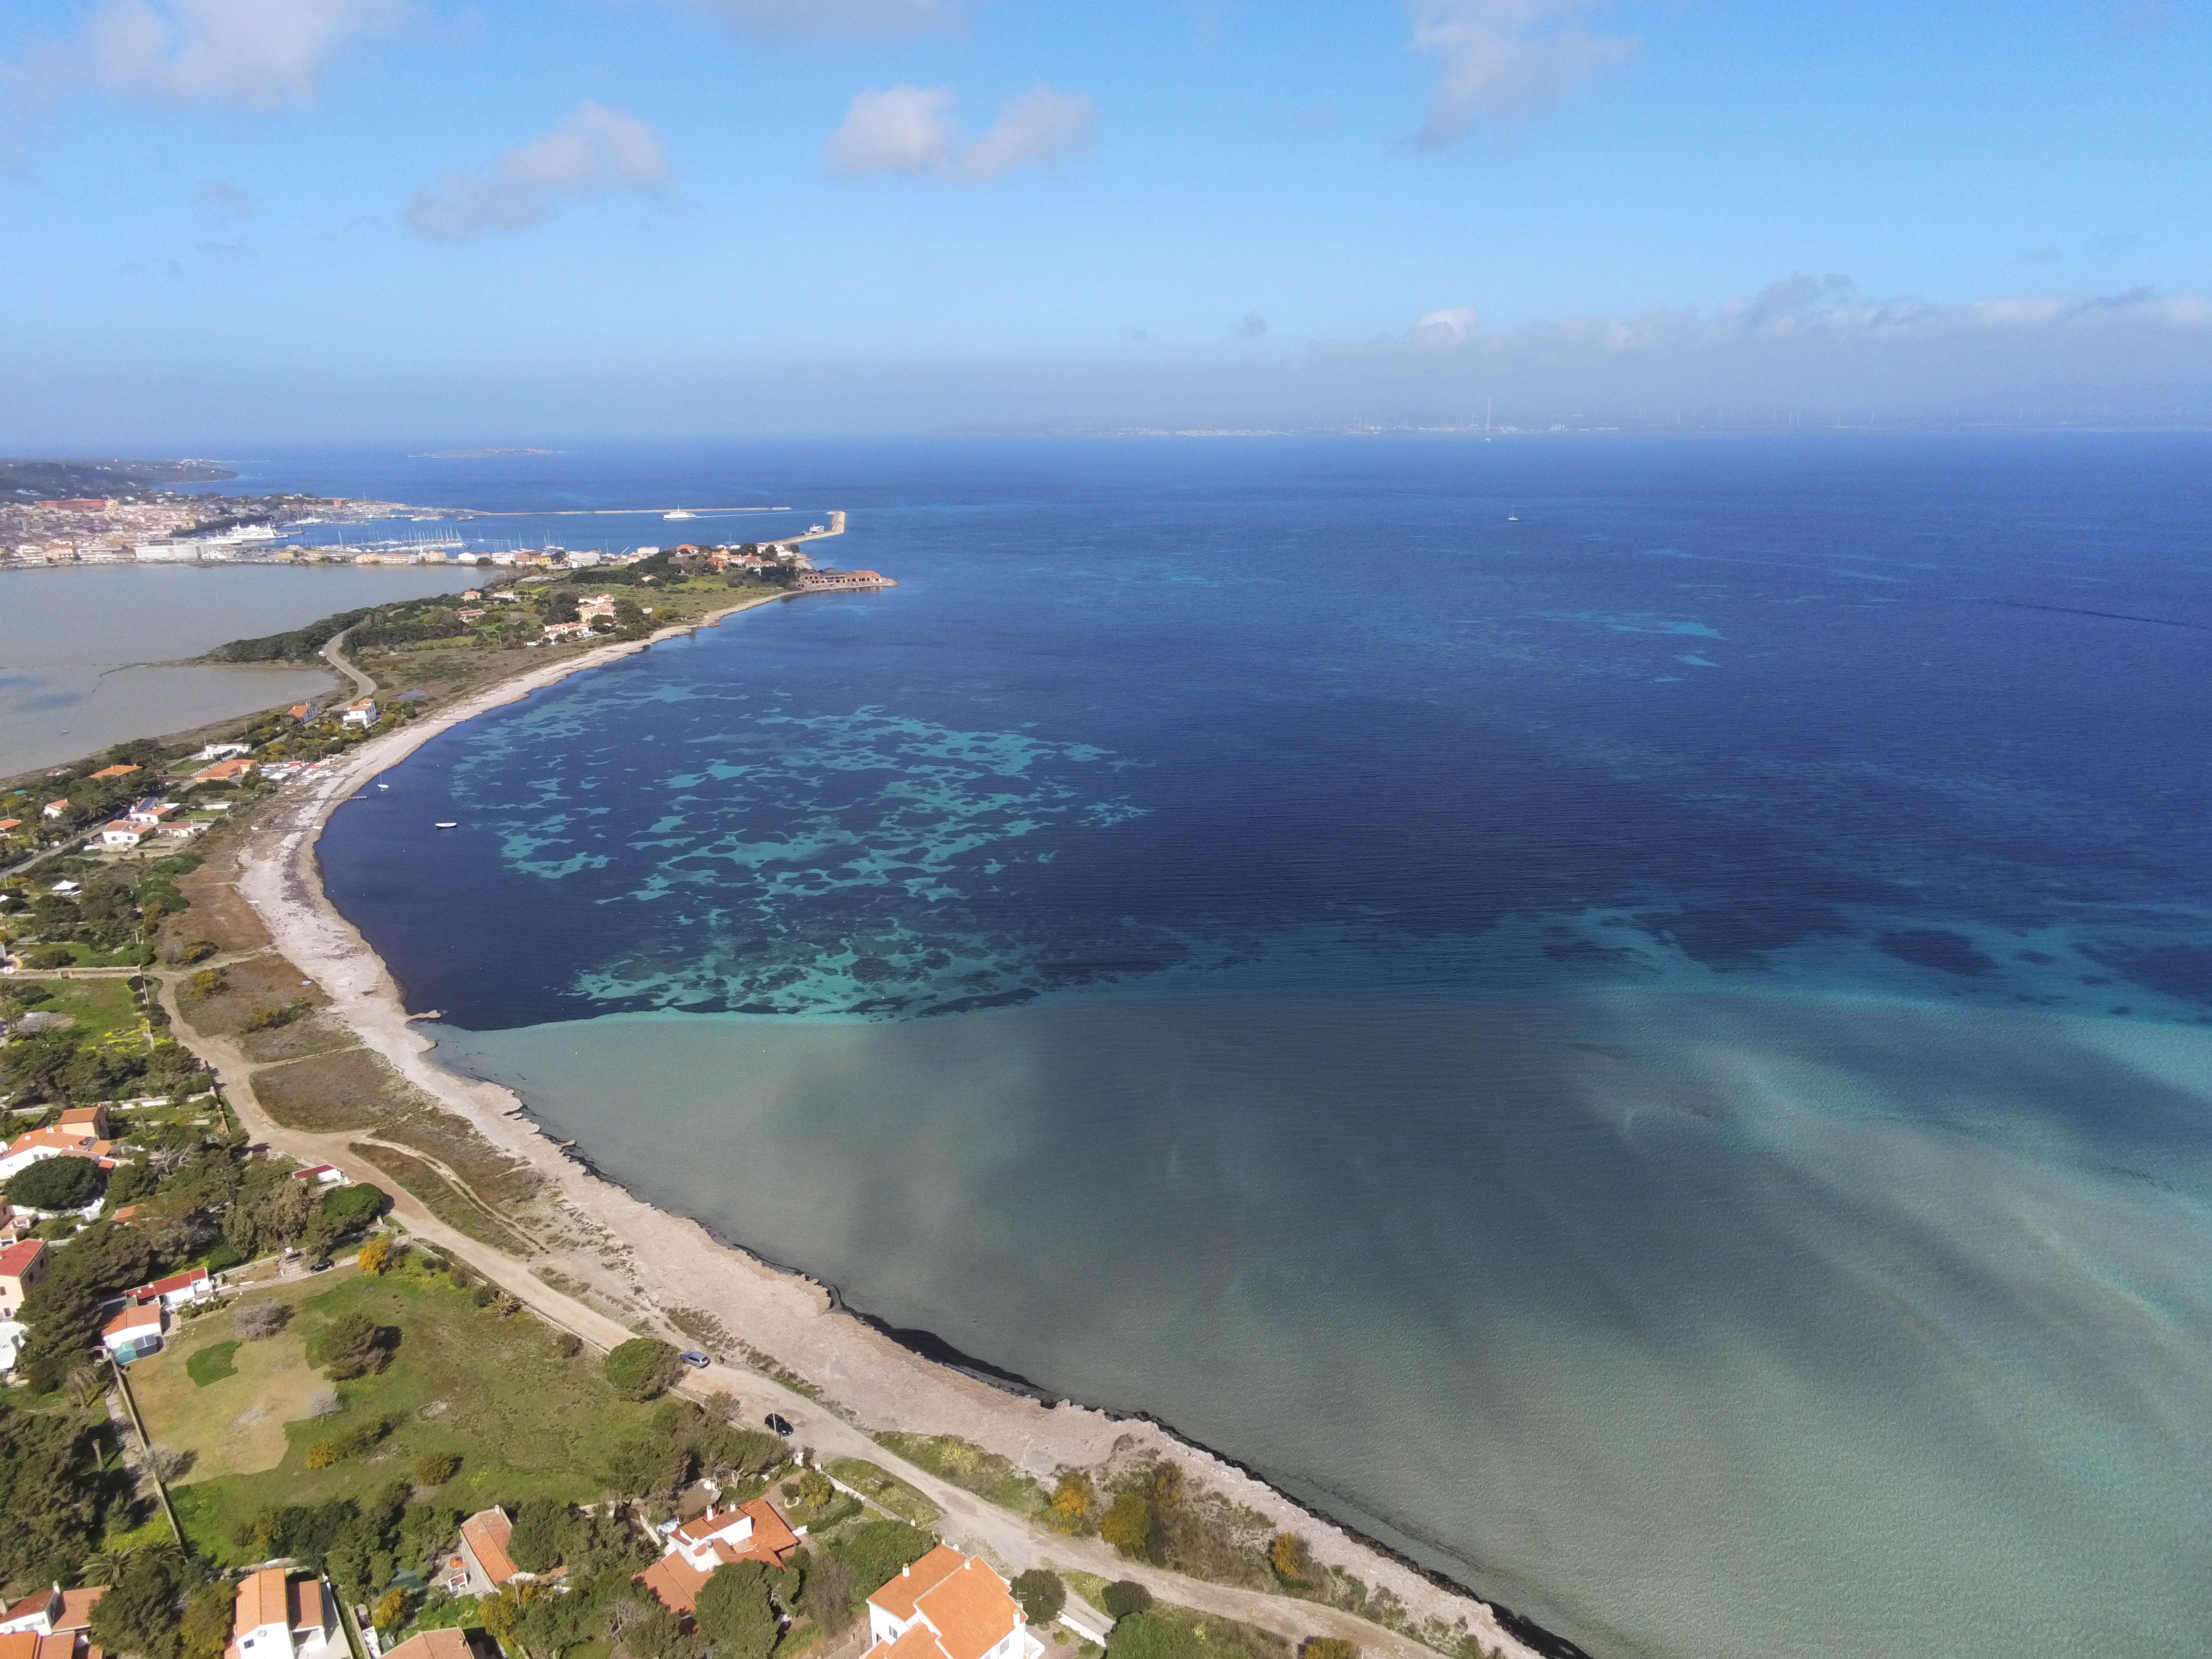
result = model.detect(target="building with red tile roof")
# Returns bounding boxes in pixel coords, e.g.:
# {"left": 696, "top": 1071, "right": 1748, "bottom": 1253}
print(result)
{"left": 636, "top": 1497, "right": 801, "bottom": 1618}
{"left": 99, "top": 1299, "right": 162, "bottom": 1357}
{"left": 86, "top": 765, "right": 138, "bottom": 782}
{"left": 0, "top": 1583, "right": 107, "bottom": 1642}
{"left": 456, "top": 1508, "right": 521, "bottom": 1596}
{"left": 221, "top": 1568, "right": 337, "bottom": 1659}
{"left": 0, "top": 1241, "right": 49, "bottom": 1319}
{"left": 863, "top": 1547, "right": 1041, "bottom": 1659}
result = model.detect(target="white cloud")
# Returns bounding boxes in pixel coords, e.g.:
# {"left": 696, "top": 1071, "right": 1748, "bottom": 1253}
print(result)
{"left": 407, "top": 103, "right": 669, "bottom": 242}
{"left": 1411, "top": 306, "right": 1479, "bottom": 345}
{"left": 76, "top": 0, "right": 405, "bottom": 108}
{"left": 824, "top": 83, "right": 1094, "bottom": 181}
{"left": 1409, "top": 0, "right": 1638, "bottom": 146}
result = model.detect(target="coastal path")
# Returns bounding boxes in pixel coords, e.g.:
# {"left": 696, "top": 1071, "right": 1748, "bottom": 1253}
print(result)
{"left": 320, "top": 625, "right": 377, "bottom": 703}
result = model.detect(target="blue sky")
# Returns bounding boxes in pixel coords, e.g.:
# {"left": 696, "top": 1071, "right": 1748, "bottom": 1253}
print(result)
{"left": 4, "top": 1, "right": 2210, "bottom": 441}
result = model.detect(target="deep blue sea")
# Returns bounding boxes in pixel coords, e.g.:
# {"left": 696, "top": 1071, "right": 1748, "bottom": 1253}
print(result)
{"left": 292, "top": 434, "right": 2212, "bottom": 1659}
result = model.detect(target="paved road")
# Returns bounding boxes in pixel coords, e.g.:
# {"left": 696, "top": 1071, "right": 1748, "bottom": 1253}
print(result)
{"left": 320, "top": 626, "right": 377, "bottom": 703}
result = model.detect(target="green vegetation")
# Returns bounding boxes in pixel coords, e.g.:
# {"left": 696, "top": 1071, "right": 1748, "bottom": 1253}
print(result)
{"left": 826, "top": 1457, "right": 942, "bottom": 1525}
{"left": 0, "top": 977, "right": 140, "bottom": 1045}
{"left": 1106, "top": 1607, "right": 1289, "bottom": 1659}
{"left": 186, "top": 1342, "right": 240, "bottom": 1387}
{"left": 603, "top": 1335, "right": 681, "bottom": 1401}
{"left": 1013, "top": 1569, "right": 1068, "bottom": 1626}
{"left": 876, "top": 1431, "right": 1043, "bottom": 1514}
{"left": 3, "top": 1154, "right": 103, "bottom": 1211}
{"left": 1102, "top": 1582, "right": 1154, "bottom": 1621}
{"left": 86, "top": 1543, "right": 231, "bottom": 1659}
{"left": 0, "top": 1398, "right": 113, "bottom": 1594}
{"left": 1101, "top": 1492, "right": 1158, "bottom": 1560}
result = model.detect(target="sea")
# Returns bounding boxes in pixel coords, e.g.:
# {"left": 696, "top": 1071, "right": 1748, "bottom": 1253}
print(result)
{"left": 291, "top": 433, "right": 2211, "bottom": 1659}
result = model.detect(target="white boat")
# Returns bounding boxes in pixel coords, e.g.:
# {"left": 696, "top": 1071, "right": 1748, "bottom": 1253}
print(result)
{"left": 664, "top": 509, "right": 696, "bottom": 521}
{"left": 434, "top": 822, "right": 458, "bottom": 830}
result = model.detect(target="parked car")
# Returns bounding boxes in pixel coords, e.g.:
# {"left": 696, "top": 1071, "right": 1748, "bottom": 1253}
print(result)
{"left": 679, "top": 1350, "right": 711, "bottom": 1370}
{"left": 765, "top": 1412, "right": 794, "bottom": 1436}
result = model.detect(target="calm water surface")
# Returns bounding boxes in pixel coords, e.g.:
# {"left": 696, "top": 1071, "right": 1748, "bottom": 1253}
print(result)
{"left": 0, "top": 565, "right": 481, "bottom": 774}
{"left": 310, "top": 434, "right": 2212, "bottom": 1659}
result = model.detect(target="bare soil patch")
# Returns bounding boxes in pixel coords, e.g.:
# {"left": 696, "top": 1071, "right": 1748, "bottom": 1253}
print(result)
{"left": 176, "top": 950, "right": 328, "bottom": 1040}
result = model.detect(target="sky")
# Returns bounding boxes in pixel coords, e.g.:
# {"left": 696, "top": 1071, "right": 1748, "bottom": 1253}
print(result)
{"left": 3, "top": 0, "right": 2211, "bottom": 442}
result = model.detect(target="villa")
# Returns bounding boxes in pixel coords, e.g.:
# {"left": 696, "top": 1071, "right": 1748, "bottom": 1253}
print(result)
{"left": 339, "top": 699, "right": 378, "bottom": 728}
{"left": 100, "top": 1298, "right": 163, "bottom": 1358}
{"left": 0, "top": 1582, "right": 108, "bottom": 1658}
{"left": 221, "top": 1568, "right": 339, "bottom": 1659}
{"left": 128, "top": 1266, "right": 213, "bottom": 1310}
{"left": 0, "top": 1241, "right": 48, "bottom": 1320}
{"left": 863, "top": 1547, "right": 1044, "bottom": 1659}
{"left": 0, "top": 1124, "right": 116, "bottom": 1184}
{"left": 40, "top": 801, "right": 69, "bottom": 820}
{"left": 637, "top": 1498, "right": 800, "bottom": 1618}
{"left": 450, "top": 1508, "right": 523, "bottom": 1598}
{"left": 97, "top": 822, "right": 145, "bottom": 849}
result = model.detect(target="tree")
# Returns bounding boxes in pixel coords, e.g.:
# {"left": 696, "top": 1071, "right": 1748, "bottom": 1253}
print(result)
{"left": 1270, "top": 1533, "right": 1312, "bottom": 1582}
{"left": 695, "top": 1561, "right": 780, "bottom": 1659}
{"left": 1100, "top": 1492, "right": 1157, "bottom": 1560}
{"left": 1048, "top": 1470, "right": 1096, "bottom": 1533}
{"left": 830, "top": 1520, "right": 935, "bottom": 1598}
{"left": 1011, "top": 1569, "right": 1066, "bottom": 1627}
{"left": 304, "top": 1310, "right": 398, "bottom": 1379}
{"left": 603, "top": 1336, "right": 682, "bottom": 1401}
{"left": 315, "top": 1182, "right": 389, "bottom": 1240}
{"left": 5, "top": 1155, "right": 102, "bottom": 1212}
{"left": 357, "top": 1234, "right": 395, "bottom": 1275}
{"left": 797, "top": 1467, "right": 834, "bottom": 1509}
{"left": 180, "top": 1583, "right": 234, "bottom": 1659}
{"left": 0, "top": 1402, "right": 102, "bottom": 1591}
{"left": 800, "top": 1548, "right": 857, "bottom": 1633}
{"left": 372, "top": 1588, "right": 409, "bottom": 1634}
{"left": 508, "top": 1496, "right": 574, "bottom": 1573}
{"left": 89, "top": 1545, "right": 202, "bottom": 1659}
{"left": 1100, "top": 1582, "right": 1153, "bottom": 1622}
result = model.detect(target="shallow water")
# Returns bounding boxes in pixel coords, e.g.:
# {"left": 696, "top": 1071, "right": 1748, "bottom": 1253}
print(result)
{"left": 0, "top": 564, "right": 481, "bottom": 774}
{"left": 310, "top": 433, "right": 2212, "bottom": 1659}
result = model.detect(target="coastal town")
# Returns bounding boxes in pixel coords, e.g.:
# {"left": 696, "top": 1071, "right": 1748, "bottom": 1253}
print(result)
{"left": 0, "top": 508, "right": 1527, "bottom": 1659}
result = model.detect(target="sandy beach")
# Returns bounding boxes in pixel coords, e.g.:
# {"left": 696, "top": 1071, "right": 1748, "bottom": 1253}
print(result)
{"left": 204, "top": 595, "right": 1552, "bottom": 1659}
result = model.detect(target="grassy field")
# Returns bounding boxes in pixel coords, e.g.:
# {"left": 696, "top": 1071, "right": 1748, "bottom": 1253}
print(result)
{"left": 7, "top": 975, "right": 145, "bottom": 1045}
{"left": 875, "top": 1433, "right": 1045, "bottom": 1515}
{"left": 148, "top": 1254, "right": 673, "bottom": 1562}
{"left": 827, "top": 1458, "right": 942, "bottom": 1526}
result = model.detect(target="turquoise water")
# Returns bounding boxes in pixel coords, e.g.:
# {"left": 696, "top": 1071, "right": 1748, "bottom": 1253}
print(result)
{"left": 313, "top": 434, "right": 2212, "bottom": 1659}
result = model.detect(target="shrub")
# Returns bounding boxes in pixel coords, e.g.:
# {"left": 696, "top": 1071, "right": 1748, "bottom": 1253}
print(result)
{"left": 304, "top": 1413, "right": 395, "bottom": 1468}
{"left": 1107, "top": 1611, "right": 1197, "bottom": 1659}
{"left": 184, "top": 968, "right": 224, "bottom": 999}
{"left": 412, "top": 1451, "right": 460, "bottom": 1487}
{"left": 356, "top": 1235, "right": 395, "bottom": 1276}
{"left": 1048, "top": 1469, "right": 1096, "bottom": 1533}
{"left": 696, "top": 1560, "right": 779, "bottom": 1659}
{"left": 553, "top": 1331, "right": 582, "bottom": 1358}
{"left": 1101, "top": 1582, "right": 1154, "bottom": 1622}
{"left": 4, "top": 1156, "right": 101, "bottom": 1212}
{"left": 602, "top": 1337, "right": 681, "bottom": 1402}
{"left": 508, "top": 1497, "right": 574, "bottom": 1574}
{"left": 831, "top": 1520, "right": 936, "bottom": 1595}
{"left": 317, "top": 1182, "right": 388, "bottom": 1237}
{"left": 305, "top": 1311, "right": 398, "bottom": 1380}
{"left": 180, "top": 938, "right": 218, "bottom": 964}
{"left": 1302, "top": 1643, "right": 1358, "bottom": 1659}
{"left": 234, "top": 1301, "right": 289, "bottom": 1339}
{"left": 1270, "top": 1534, "right": 1312, "bottom": 1582}
{"left": 1011, "top": 1569, "right": 1066, "bottom": 1626}
{"left": 1100, "top": 1493, "right": 1157, "bottom": 1560}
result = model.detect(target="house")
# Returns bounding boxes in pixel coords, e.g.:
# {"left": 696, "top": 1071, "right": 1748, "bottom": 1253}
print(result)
{"left": 56, "top": 1107, "right": 108, "bottom": 1137}
{"left": 637, "top": 1498, "right": 801, "bottom": 1618}
{"left": 0, "top": 821, "right": 23, "bottom": 836}
{"left": 0, "top": 1582, "right": 108, "bottom": 1657}
{"left": 221, "top": 1568, "right": 339, "bottom": 1659}
{"left": 339, "top": 699, "right": 378, "bottom": 728}
{"left": 86, "top": 765, "right": 139, "bottom": 783}
{"left": 0, "top": 1321, "right": 26, "bottom": 1378}
{"left": 100, "top": 1298, "right": 163, "bottom": 1358}
{"left": 124, "top": 798, "right": 174, "bottom": 828}
{"left": 452, "top": 1508, "right": 521, "bottom": 1597}
{"left": 289, "top": 1164, "right": 346, "bottom": 1187}
{"left": 0, "top": 1241, "right": 49, "bottom": 1319}
{"left": 98, "top": 822, "right": 145, "bottom": 850}
{"left": 192, "top": 758, "right": 255, "bottom": 786}
{"left": 542, "top": 621, "right": 593, "bottom": 642}
{"left": 154, "top": 820, "right": 204, "bottom": 842}
{"left": 577, "top": 594, "right": 617, "bottom": 621}
{"left": 862, "top": 1547, "right": 1044, "bottom": 1659}
{"left": 194, "top": 743, "right": 252, "bottom": 762}
{"left": 0, "top": 1125, "right": 116, "bottom": 1184}
{"left": 41, "top": 801, "right": 70, "bottom": 821}
{"left": 285, "top": 704, "right": 314, "bottom": 721}
{"left": 456, "top": 608, "right": 486, "bottom": 622}
{"left": 128, "top": 1267, "right": 212, "bottom": 1310}
{"left": 382, "top": 1631, "right": 491, "bottom": 1659}
{"left": 47, "top": 880, "right": 79, "bottom": 897}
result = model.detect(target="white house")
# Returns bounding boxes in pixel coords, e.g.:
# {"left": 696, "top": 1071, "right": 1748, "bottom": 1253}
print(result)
{"left": 863, "top": 1547, "right": 1045, "bottom": 1659}
{"left": 0, "top": 1320, "right": 27, "bottom": 1375}
{"left": 638, "top": 1498, "right": 801, "bottom": 1618}
{"left": 100, "top": 1298, "right": 164, "bottom": 1358}
{"left": 0, "top": 1582, "right": 108, "bottom": 1642}
{"left": 339, "top": 698, "right": 378, "bottom": 728}
{"left": 128, "top": 1266, "right": 213, "bottom": 1310}
{"left": 195, "top": 742, "right": 252, "bottom": 762}
{"left": 0, "top": 1124, "right": 114, "bottom": 1185}
{"left": 223, "top": 1568, "right": 339, "bottom": 1659}
{"left": 98, "top": 821, "right": 145, "bottom": 849}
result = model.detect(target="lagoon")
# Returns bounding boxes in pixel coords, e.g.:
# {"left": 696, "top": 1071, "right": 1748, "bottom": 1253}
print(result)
{"left": 0, "top": 563, "right": 481, "bottom": 775}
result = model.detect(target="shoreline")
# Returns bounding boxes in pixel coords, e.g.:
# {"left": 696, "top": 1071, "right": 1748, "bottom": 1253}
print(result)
{"left": 227, "top": 591, "right": 1567, "bottom": 1659}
